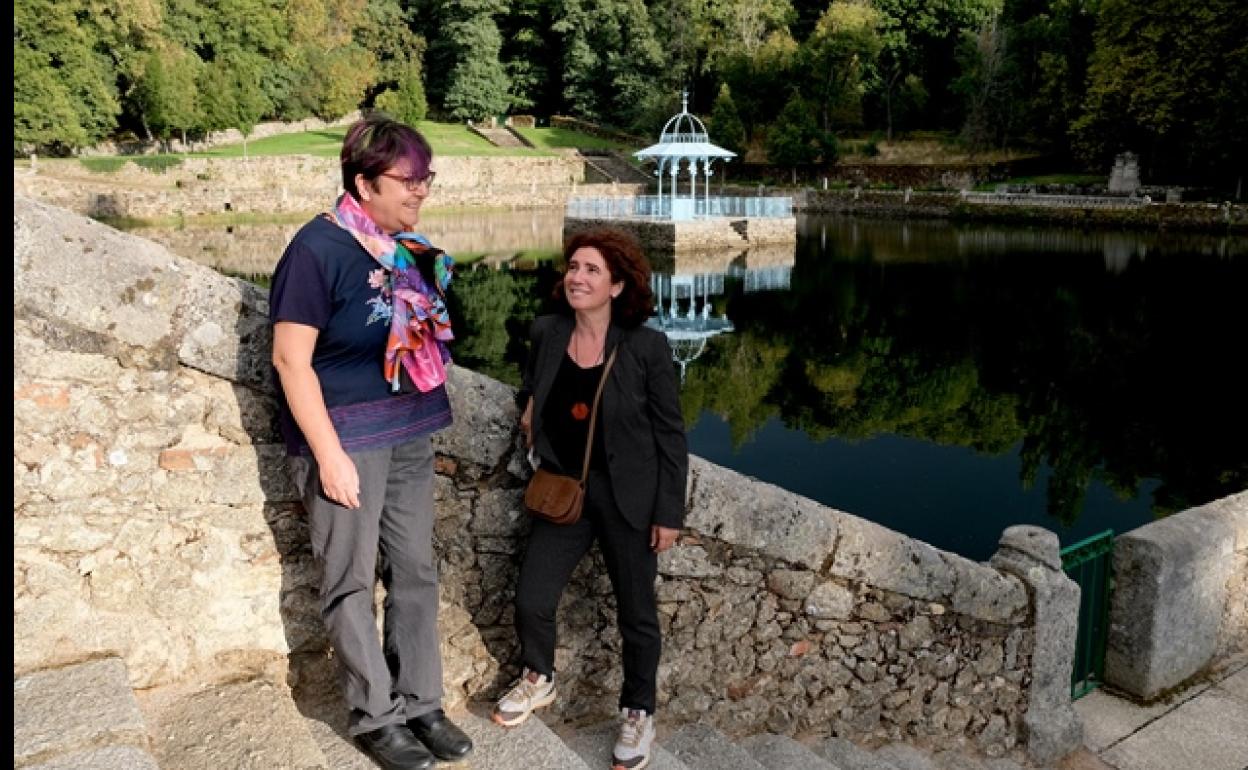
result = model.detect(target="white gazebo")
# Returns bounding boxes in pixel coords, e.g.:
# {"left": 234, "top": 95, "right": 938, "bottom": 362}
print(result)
{"left": 634, "top": 91, "right": 736, "bottom": 221}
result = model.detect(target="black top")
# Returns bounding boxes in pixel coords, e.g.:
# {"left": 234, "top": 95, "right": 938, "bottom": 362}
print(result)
{"left": 541, "top": 352, "right": 609, "bottom": 475}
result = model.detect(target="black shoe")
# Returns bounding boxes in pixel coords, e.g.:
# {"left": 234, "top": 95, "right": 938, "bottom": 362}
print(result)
{"left": 407, "top": 708, "right": 474, "bottom": 761}
{"left": 354, "top": 723, "right": 435, "bottom": 770}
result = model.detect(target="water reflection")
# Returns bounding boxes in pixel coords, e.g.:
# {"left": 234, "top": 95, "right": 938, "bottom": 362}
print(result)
{"left": 646, "top": 247, "right": 796, "bottom": 381}
{"left": 121, "top": 209, "right": 565, "bottom": 277}
{"left": 800, "top": 215, "right": 1247, "bottom": 272}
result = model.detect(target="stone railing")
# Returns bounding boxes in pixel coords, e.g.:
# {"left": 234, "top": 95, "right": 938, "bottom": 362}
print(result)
{"left": 13, "top": 194, "right": 1082, "bottom": 764}
{"left": 959, "top": 191, "right": 1149, "bottom": 209}
{"left": 1105, "top": 493, "right": 1248, "bottom": 700}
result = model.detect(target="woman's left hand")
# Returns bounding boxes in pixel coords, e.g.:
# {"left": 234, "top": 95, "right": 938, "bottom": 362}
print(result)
{"left": 650, "top": 525, "right": 680, "bottom": 553}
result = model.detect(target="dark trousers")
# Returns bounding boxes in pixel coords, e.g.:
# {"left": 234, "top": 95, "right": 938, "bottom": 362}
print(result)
{"left": 515, "top": 469, "right": 661, "bottom": 713}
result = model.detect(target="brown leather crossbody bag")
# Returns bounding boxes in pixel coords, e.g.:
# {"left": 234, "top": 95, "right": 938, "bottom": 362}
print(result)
{"left": 523, "top": 348, "right": 618, "bottom": 525}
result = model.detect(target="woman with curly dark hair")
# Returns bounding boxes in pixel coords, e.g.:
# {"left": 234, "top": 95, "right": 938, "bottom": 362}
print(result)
{"left": 494, "top": 227, "right": 688, "bottom": 770}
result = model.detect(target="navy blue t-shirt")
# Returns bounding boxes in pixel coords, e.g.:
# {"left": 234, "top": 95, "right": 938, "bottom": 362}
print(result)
{"left": 269, "top": 216, "right": 452, "bottom": 455}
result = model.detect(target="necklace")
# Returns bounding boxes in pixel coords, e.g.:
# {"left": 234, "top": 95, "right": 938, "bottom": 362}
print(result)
{"left": 573, "top": 330, "right": 604, "bottom": 367}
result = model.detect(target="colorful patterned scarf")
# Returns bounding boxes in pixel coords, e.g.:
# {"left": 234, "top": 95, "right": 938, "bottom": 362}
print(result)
{"left": 330, "top": 192, "right": 455, "bottom": 393}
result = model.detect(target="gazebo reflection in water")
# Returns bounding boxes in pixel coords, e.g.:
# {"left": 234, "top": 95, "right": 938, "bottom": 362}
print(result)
{"left": 646, "top": 248, "right": 795, "bottom": 383}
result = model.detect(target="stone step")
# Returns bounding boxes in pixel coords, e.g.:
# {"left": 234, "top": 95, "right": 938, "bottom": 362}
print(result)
{"left": 458, "top": 710, "right": 592, "bottom": 770}
{"left": 665, "top": 724, "right": 767, "bottom": 770}
{"left": 932, "top": 749, "right": 991, "bottom": 770}
{"left": 14, "top": 658, "right": 157, "bottom": 769}
{"left": 739, "top": 733, "right": 841, "bottom": 770}
{"left": 563, "top": 718, "right": 691, "bottom": 770}
{"left": 144, "top": 679, "right": 329, "bottom": 769}
{"left": 875, "top": 743, "right": 936, "bottom": 770}
{"left": 816, "top": 738, "right": 900, "bottom": 770}
{"left": 473, "top": 127, "right": 528, "bottom": 148}
{"left": 297, "top": 688, "right": 590, "bottom": 770}
{"left": 23, "top": 746, "right": 160, "bottom": 770}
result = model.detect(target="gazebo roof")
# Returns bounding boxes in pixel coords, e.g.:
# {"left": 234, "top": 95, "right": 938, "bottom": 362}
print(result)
{"left": 635, "top": 142, "right": 735, "bottom": 159}
{"left": 633, "top": 91, "right": 736, "bottom": 161}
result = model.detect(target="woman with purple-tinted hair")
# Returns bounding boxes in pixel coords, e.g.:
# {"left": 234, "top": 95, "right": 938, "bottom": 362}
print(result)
{"left": 269, "top": 113, "right": 471, "bottom": 770}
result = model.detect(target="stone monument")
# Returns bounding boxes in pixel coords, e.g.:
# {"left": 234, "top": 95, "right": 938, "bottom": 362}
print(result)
{"left": 1108, "top": 151, "right": 1141, "bottom": 195}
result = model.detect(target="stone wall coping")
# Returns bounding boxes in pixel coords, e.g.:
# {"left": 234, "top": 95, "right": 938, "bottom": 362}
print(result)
{"left": 1117, "top": 491, "right": 1245, "bottom": 557}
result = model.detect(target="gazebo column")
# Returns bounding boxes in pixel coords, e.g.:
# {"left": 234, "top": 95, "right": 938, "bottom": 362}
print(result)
{"left": 669, "top": 163, "right": 679, "bottom": 218}
{"left": 656, "top": 159, "right": 664, "bottom": 217}
{"left": 703, "top": 158, "right": 713, "bottom": 215}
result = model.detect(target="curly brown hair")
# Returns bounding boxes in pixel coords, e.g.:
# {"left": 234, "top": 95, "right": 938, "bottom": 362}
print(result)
{"left": 552, "top": 228, "right": 655, "bottom": 328}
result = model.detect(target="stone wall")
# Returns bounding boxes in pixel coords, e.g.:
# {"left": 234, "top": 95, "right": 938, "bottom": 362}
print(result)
{"left": 13, "top": 156, "right": 605, "bottom": 220}
{"left": 13, "top": 194, "right": 1081, "bottom": 762}
{"left": 1105, "top": 492, "right": 1248, "bottom": 700}
{"left": 794, "top": 189, "right": 1248, "bottom": 232}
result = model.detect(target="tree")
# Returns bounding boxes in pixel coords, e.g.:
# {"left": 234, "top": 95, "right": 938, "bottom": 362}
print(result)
{"left": 719, "top": 31, "right": 800, "bottom": 138}
{"left": 709, "top": 84, "right": 747, "bottom": 157}
{"left": 136, "top": 46, "right": 202, "bottom": 149}
{"left": 375, "top": 57, "right": 429, "bottom": 124}
{"left": 997, "top": 0, "right": 1101, "bottom": 155}
{"left": 552, "top": 0, "right": 668, "bottom": 131}
{"left": 1072, "top": 0, "right": 1248, "bottom": 188}
{"left": 802, "top": 0, "right": 882, "bottom": 132}
{"left": 867, "top": 0, "right": 1000, "bottom": 132}
{"left": 765, "top": 93, "right": 823, "bottom": 184}
{"left": 198, "top": 56, "right": 272, "bottom": 156}
{"left": 441, "top": 0, "right": 511, "bottom": 121}
{"left": 14, "top": 0, "right": 123, "bottom": 151}
{"left": 498, "top": 0, "right": 557, "bottom": 113}
{"left": 954, "top": 15, "right": 1011, "bottom": 151}
{"left": 13, "top": 47, "right": 91, "bottom": 152}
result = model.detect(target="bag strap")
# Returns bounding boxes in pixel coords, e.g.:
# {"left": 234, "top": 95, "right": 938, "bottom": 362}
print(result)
{"left": 578, "top": 346, "right": 618, "bottom": 484}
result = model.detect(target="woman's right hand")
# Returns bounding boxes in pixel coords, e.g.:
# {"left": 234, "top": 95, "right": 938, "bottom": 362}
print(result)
{"left": 520, "top": 397, "right": 534, "bottom": 448}
{"left": 318, "top": 448, "right": 361, "bottom": 509}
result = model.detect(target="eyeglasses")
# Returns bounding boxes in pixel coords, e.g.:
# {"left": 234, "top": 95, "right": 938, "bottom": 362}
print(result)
{"left": 378, "top": 170, "right": 437, "bottom": 191}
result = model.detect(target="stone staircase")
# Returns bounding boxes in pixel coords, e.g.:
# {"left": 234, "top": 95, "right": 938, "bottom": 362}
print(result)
{"left": 579, "top": 151, "right": 654, "bottom": 185}
{"left": 15, "top": 659, "right": 1040, "bottom": 770}
{"left": 467, "top": 124, "right": 534, "bottom": 149}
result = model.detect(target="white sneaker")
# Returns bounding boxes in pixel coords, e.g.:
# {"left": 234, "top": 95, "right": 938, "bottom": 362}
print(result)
{"left": 492, "top": 668, "right": 556, "bottom": 727}
{"left": 611, "top": 708, "right": 655, "bottom": 770}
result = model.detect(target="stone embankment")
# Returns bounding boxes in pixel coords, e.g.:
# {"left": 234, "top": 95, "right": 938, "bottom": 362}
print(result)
{"left": 13, "top": 155, "right": 640, "bottom": 221}
{"left": 794, "top": 189, "right": 1248, "bottom": 233}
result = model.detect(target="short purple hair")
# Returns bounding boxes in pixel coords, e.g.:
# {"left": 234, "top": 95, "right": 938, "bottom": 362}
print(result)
{"left": 340, "top": 112, "right": 432, "bottom": 199}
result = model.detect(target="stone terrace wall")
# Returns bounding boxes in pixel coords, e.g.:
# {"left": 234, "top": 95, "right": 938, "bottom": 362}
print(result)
{"left": 13, "top": 194, "right": 1079, "bottom": 762}
{"left": 13, "top": 156, "right": 614, "bottom": 220}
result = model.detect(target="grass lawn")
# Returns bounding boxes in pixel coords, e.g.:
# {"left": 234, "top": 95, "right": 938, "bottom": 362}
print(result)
{"left": 66, "top": 122, "right": 625, "bottom": 172}
{"left": 198, "top": 122, "right": 557, "bottom": 158}
{"left": 513, "top": 126, "right": 630, "bottom": 152}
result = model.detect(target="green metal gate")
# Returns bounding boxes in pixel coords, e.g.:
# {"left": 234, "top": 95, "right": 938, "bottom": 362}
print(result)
{"left": 1060, "top": 529, "right": 1114, "bottom": 699}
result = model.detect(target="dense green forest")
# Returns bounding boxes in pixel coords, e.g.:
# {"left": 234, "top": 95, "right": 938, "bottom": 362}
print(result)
{"left": 13, "top": 0, "right": 1247, "bottom": 187}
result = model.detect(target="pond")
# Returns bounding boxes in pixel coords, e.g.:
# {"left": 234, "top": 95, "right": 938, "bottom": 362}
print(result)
{"left": 126, "top": 211, "right": 1248, "bottom": 561}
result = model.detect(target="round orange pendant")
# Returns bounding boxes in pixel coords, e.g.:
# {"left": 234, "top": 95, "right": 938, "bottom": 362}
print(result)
{"left": 570, "top": 402, "right": 590, "bottom": 420}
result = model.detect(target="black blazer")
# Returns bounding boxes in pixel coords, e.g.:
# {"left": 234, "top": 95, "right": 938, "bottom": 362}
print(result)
{"left": 522, "top": 314, "right": 688, "bottom": 530}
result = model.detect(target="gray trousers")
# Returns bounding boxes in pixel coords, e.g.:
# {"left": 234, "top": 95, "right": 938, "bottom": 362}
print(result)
{"left": 289, "top": 436, "right": 443, "bottom": 735}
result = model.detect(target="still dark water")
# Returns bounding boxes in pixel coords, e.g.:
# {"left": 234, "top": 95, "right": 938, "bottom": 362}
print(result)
{"left": 670, "top": 217, "right": 1248, "bottom": 559}
{"left": 132, "top": 213, "right": 1248, "bottom": 560}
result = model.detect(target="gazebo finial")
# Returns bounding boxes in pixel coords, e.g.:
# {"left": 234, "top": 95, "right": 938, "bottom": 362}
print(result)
{"left": 681, "top": 89, "right": 689, "bottom": 114}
